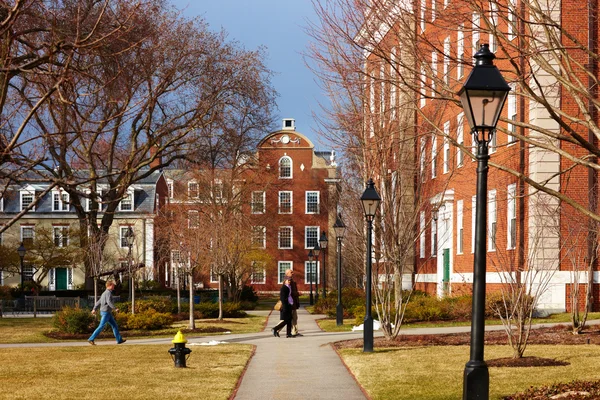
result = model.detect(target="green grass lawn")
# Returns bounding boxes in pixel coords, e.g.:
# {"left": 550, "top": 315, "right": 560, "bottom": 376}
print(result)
{"left": 0, "top": 344, "right": 253, "bottom": 400}
{"left": 316, "top": 312, "right": 600, "bottom": 332}
{"left": 339, "top": 344, "right": 600, "bottom": 399}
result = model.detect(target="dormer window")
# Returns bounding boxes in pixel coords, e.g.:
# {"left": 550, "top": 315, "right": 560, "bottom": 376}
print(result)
{"left": 20, "top": 189, "right": 35, "bottom": 212}
{"left": 119, "top": 189, "right": 134, "bottom": 211}
{"left": 279, "top": 156, "right": 292, "bottom": 179}
{"left": 52, "top": 190, "right": 69, "bottom": 212}
{"left": 188, "top": 181, "right": 199, "bottom": 199}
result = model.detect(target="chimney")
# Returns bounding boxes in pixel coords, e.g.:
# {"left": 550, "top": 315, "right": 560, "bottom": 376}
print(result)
{"left": 149, "top": 144, "right": 161, "bottom": 169}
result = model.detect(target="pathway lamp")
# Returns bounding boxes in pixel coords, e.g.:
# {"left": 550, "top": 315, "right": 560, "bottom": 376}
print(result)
{"left": 458, "top": 43, "right": 510, "bottom": 400}
{"left": 319, "top": 232, "right": 328, "bottom": 298}
{"left": 313, "top": 242, "right": 321, "bottom": 304}
{"left": 307, "top": 249, "right": 315, "bottom": 305}
{"left": 17, "top": 242, "right": 26, "bottom": 298}
{"left": 333, "top": 214, "right": 346, "bottom": 326}
{"left": 360, "top": 178, "right": 381, "bottom": 353}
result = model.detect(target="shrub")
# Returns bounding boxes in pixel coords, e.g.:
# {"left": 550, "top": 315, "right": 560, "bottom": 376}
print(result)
{"left": 125, "top": 310, "right": 174, "bottom": 330}
{"left": 223, "top": 302, "right": 247, "bottom": 318}
{"left": 240, "top": 285, "right": 259, "bottom": 302}
{"left": 0, "top": 285, "right": 12, "bottom": 299}
{"left": 194, "top": 301, "right": 247, "bottom": 318}
{"left": 52, "top": 306, "right": 96, "bottom": 334}
{"left": 315, "top": 287, "right": 367, "bottom": 318}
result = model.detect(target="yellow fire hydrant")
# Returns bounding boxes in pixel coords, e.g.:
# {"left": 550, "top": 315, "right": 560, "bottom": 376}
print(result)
{"left": 168, "top": 330, "right": 192, "bottom": 368}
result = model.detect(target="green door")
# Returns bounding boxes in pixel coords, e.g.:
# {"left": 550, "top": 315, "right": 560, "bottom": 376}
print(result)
{"left": 443, "top": 249, "right": 450, "bottom": 294}
{"left": 55, "top": 268, "right": 68, "bottom": 290}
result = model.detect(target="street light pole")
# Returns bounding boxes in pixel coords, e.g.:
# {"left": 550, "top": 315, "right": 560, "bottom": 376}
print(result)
{"left": 360, "top": 178, "right": 381, "bottom": 353}
{"left": 458, "top": 44, "right": 510, "bottom": 400}
{"left": 17, "top": 242, "right": 26, "bottom": 298}
{"left": 313, "top": 242, "right": 321, "bottom": 304}
{"left": 308, "top": 249, "right": 315, "bottom": 305}
{"left": 333, "top": 214, "right": 346, "bottom": 326}
{"left": 319, "top": 232, "right": 328, "bottom": 298}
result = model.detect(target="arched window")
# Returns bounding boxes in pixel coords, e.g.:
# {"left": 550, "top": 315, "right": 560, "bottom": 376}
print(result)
{"left": 279, "top": 156, "right": 292, "bottom": 179}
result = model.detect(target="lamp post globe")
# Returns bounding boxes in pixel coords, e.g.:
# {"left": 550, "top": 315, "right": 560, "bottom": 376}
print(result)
{"left": 319, "top": 232, "right": 328, "bottom": 298}
{"left": 307, "top": 249, "right": 315, "bottom": 305}
{"left": 360, "top": 178, "right": 381, "bottom": 352}
{"left": 458, "top": 43, "right": 510, "bottom": 400}
{"left": 313, "top": 242, "right": 321, "bottom": 303}
{"left": 333, "top": 214, "right": 346, "bottom": 326}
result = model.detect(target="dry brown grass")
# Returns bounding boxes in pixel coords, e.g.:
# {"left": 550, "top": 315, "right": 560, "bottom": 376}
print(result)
{"left": 0, "top": 343, "right": 253, "bottom": 400}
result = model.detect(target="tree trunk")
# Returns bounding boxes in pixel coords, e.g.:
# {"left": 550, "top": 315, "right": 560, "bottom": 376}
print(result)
{"left": 218, "top": 274, "right": 223, "bottom": 320}
{"left": 189, "top": 274, "right": 195, "bottom": 329}
{"left": 176, "top": 267, "right": 181, "bottom": 314}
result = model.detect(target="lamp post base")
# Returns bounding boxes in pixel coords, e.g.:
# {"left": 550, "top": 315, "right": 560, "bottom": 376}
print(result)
{"left": 336, "top": 303, "right": 343, "bottom": 326}
{"left": 363, "top": 316, "right": 373, "bottom": 352}
{"left": 463, "top": 360, "right": 489, "bottom": 400}
{"left": 309, "top": 292, "right": 314, "bottom": 306}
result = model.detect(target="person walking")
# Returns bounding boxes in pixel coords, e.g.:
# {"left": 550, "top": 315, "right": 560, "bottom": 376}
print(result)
{"left": 275, "top": 269, "right": 302, "bottom": 337}
{"left": 88, "top": 280, "right": 126, "bottom": 345}
{"left": 271, "top": 278, "right": 294, "bottom": 338}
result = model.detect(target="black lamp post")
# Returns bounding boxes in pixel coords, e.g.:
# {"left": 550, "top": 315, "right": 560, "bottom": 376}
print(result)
{"left": 319, "top": 232, "right": 328, "bottom": 298}
{"left": 360, "top": 178, "right": 381, "bottom": 353}
{"left": 125, "top": 227, "right": 135, "bottom": 314}
{"left": 458, "top": 43, "right": 510, "bottom": 400}
{"left": 333, "top": 213, "right": 346, "bottom": 326}
{"left": 17, "top": 242, "right": 26, "bottom": 298}
{"left": 313, "top": 242, "right": 321, "bottom": 304}
{"left": 307, "top": 249, "right": 315, "bottom": 305}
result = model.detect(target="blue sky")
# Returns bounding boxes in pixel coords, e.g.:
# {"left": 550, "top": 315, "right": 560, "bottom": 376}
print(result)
{"left": 170, "top": 1, "right": 328, "bottom": 149}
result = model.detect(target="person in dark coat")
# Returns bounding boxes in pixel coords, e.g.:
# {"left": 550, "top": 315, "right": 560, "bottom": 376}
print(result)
{"left": 275, "top": 269, "right": 302, "bottom": 337}
{"left": 271, "top": 278, "right": 294, "bottom": 338}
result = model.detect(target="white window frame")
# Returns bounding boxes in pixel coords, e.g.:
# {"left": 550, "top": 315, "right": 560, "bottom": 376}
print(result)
{"left": 472, "top": 12, "right": 480, "bottom": 55}
{"left": 488, "top": 189, "right": 497, "bottom": 251}
{"left": 431, "top": 215, "right": 437, "bottom": 257}
{"left": 370, "top": 73, "right": 376, "bottom": 137}
{"left": 420, "top": 212, "right": 426, "bottom": 258}
{"left": 119, "top": 226, "right": 133, "bottom": 248}
{"left": 471, "top": 195, "right": 476, "bottom": 253}
{"left": 52, "top": 190, "right": 69, "bottom": 212}
{"left": 188, "top": 181, "right": 199, "bottom": 199}
{"left": 457, "top": 113, "right": 464, "bottom": 167}
{"left": 251, "top": 191, "right": 265, "bottom": 214}
{"left": 119, "top": 189, "right": 134, "bottom": 212}
{"left": 279, "top": 156, "right": 293, "bottom": 179}
{"left": 420, "top": 0, "right": 426, "bottom": 32}
{"left": 443, "top": 122, "right": 450, "bottom": 174}
{"left": 489, "top": 1, "right": 498, "bottom": 52}
{"left": 305, "top": 260, "right": 320, "bottom": 284}
{"left": 508, "top": 0, "right": 516, "bottom": 41}
{"left": 443, "top": 37, "right": 450, "bottom": 85}
{"left": 278, "top": 226, "right": 293, "bottom": 249}
{"left": 507, "top": 184, "right": 517, "bottom": 249}
{"left": 420, "top": 138, "right": 426, "bottom": 182}
{"left": 305, "top": 191, "right": 320, "bottom": 214}
{"left": 431, "top": 135, "right": 437, "bottom": 178}
{"left": 252, "top": 226, "right": 266, "bottom": 249}
{"left": 188, "top": 210, "right": 199, "bottom": 229}
{"left": 278, "top": 261, "right": 292, "bottom": 284}
{"left": 53, "top": 226, "right": 69, "bottom": 247}
{"left": 457, "top": 24, "right": 464, "bottom": 78}
{"left": 210, "top": 266, "right": 219, "bottom": 283}
{"left": 20, "top": 190, "right": 35, "bottom": 212}
{"left": 251, "top": 262, "right": 266, "bottom": 284}
{"left": 431, "top": 51, "right": 437, "bottom": 95}
{"left": 457, "top": 200, "right": 464, "bottom": 254}
{"left": 431, "top": 0, "right": 436, "bottom": 21}
{"left": 21, "top": 225, "right": 34, "bottom": 247}
{"left": 390, "top": 47, "right": 397, "bottom": 120}
{"left": 279, "top": 191, "right": 293, "bottom": 214}
{"left": 305, "top": 226, "right": 320, "bottom": 249}
{"left": 508, "top": 83, "right": 517, "bottom": 144}
{"left": 420, "top": 67, "right": 427, "bottom": 108}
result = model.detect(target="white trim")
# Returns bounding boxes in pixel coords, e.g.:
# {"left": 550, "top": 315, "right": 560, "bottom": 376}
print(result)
{"left": 278, "top": 261, "right": 293, "bottom": 284}
{"left": 279, "top": 191, "right": 293, "bottom": 214}
{"left": 278, "top": 226, "right": 293, "bottom": 249}
{"left": 251, "top": 262, "right": 266, "bottom": 284}
{"left": 305, "top": 191, "right": 320, "bottom": 214}
{"left": 488, "top": 189, "right": 497, "bottom": 251}
{"left": 52, "top": 189, "right": 70, "bottom": 212}
{"left": 305, "top": 226, "right": 320, "bottom": 249}
{"left": 20, "top": 190, "right": 35, "bottom": 212}
{"left": 279, "top": 156, "right": 293, "bottom": 179}
{"left": 304, "top": 260, "right": 320, "bottom": 284}
{"left": 251, "top": 191, "right": 265, "bottom": 214}
{"left": 118, "top": 189, "right": 134, "bottom": 212}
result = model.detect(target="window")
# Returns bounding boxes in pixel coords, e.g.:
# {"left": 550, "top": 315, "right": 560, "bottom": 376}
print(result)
{"left": 472, "top": 13, "right": 480, "bottom": 54}
{"left": 22, "top": 265, "right": 34, "bottom": 282}
{"left": 188, "top": 181, "right": 199, "bottom": 199}
{"left": 369, "top": 72, "right": 375, "bottom": 137}
{"left": 21, "top": 191, "right": 34, "bottom": 212}
{"left": 507, "top": 184, "right": 517, "bottom": 249}
{"left": 306, "top": 191, "right": 319, "bottom": 214}
{"left": 431, "top": 216, "right": 437, "bottom": 256}
{"left": 21, "top": 226, "right": 34, "bottom": 247}
{"left": 443, "top": 122, "right": 450, "bottom": 174}
{"left": 420, "top": 67, "right": 426, "bottom": 108}
{"left": 488, "top": 189, "right": 497, "bottom": 251}
{"left": 380, "top": 63, "right": 385, "bottom": 121}
{"left": 251, "top": 262, "right": 266, "bottom": 284}
{"left": 279, "top": 156, "right": 292, "bottom": 179}
{"left": 489, "top": 2, "right": 498, "bottom": 52}
{"left": 305, "top": 226, "right": 320, "bottom": 249}
{"left": 489, "top": 126, "right": 497, "bottom": 154}
{"left": 278, "top": 227, "right": 292, "bottom": 249}
{"left": 457, "top": 200, "right": 464, "bottom": 254}
{"left": 210, "top": 266, "right": 219, "bottom": 283}
{"left": 52, "top": 190, "right": 69, "bottom": 211}
{"left": 443, "top": 0, "right": 449, "bottom": 8}
{"left": 213, "top": 180, "right": 223, "bottom": 202}
{"left": 279, "top": 191, "right": 292, "bottom": 214}
{"left": 305, "top": 261, "right": 319, "bottom": 284}
{"left": 390, "top": 47, "right": 397, "bottom": 120}
{"left": 443, "top": 37, "right": 450, "bottom": 85}
{"left": 252, "top": 226, "right": 266, "bottom": 249}
{"left": 431, "top": 0, "right": 436, "bottom": 21}
{"left": 431, "top": 135, "right": 437, "bottom": 178}
{"left": 53, "top": 226, "right": 69, "bottom": 247}
{"left": 120, "top": 226, "right": 133, "bottom": 248}
{"left": 508, "top": 0, "right": 516, "bottom": 41}
{"left": 420, "top": 212, "right": 426, "bottom": 258}
{"left": 188, "top": 210, "right": 199, "bottom": 229}
{"left": 457, "top": 113, "right": 464, "bottom": 167}
{"left": 420, "top": 138, "right": 426, "bottom": 181}
{"left": 251, "top": 191, "right": 265, "bottom": 214}
{"left": 278, "top": 261, "right": 292, "bottom": 284}
{"left": 431, "top": 52, "right": 437, "bottom": 95}
{"left": 119, "top": 190, "right": 133, "bottom": 211}
{"left": 471, "top": 196, "right": 476, "bottom": 253}
{"left": 167, "top": 179, "right": 174, "bottom": 199}
{"left": 420, "top": 0, "right": 426, "bottom": 32}
{"left": 508, "top": 83, "right": 517, "bottom": 143}
{"left": 457, "top": 24, "right": 464, "bottom": 78}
